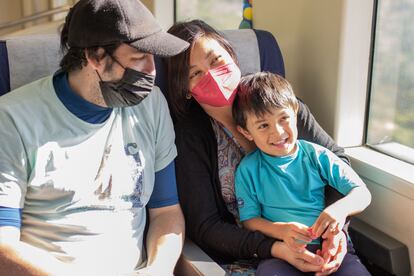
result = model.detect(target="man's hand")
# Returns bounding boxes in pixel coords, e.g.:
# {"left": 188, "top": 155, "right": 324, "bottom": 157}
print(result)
{"left": 271, "top": 241, "right": 324, "bottom": 272}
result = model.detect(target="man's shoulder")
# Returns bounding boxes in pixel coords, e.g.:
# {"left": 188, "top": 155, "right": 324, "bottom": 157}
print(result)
{"left": 0, "top": 75, "right": 53, "bottom": 110}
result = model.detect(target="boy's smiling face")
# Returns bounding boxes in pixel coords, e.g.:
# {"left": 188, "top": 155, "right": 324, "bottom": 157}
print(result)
{"left": 238, "top": 106, "right": 298, "bottom": 157}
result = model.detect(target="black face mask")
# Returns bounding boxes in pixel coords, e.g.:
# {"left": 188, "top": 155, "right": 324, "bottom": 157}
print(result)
{"left": 97, "top": 61, "right": 155, "bottom": 108}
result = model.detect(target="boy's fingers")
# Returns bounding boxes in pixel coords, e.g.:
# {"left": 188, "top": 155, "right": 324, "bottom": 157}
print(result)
{"left": 315, "top": 220, "right": 330, "bottom": 238}
{"left": 319, "top": 252, "right": 340, "bottom": 275}
{"left": 322, "top": 223, "right": 339, "bottom": 239}
{"left": 321, "top": 236, "right": 339, "bottom": 257}
{"left": 293, "top": 233, "right": 313, "bottom": 243}
{"left": 311, "top": 217, "right": 322, "bottom": 234}
{"left": 323, "top": 252, "right": 332, "bottom": 262}
{"left": 317, "top": 233, "right": 347, "bottom": 275}
{"left": 332, "top": 224, "right": 340, "bottom": 235}
{"left": 289, "top": 223, "right": 313, "bottom": 239}
{"left": 293, "top": 226, "right": 312, "bottom": 237}
{"left": 328, "top": 238, "right": 341, "bottom": 256}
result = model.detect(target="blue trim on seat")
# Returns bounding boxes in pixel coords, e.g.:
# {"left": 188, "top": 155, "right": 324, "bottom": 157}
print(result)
{"left": 0, "top": 41, "right": 10, "bottom": 96}
{"left": 154, "top": 56, "right": 168, "bottom": 98}
{"left": 254, "top": 30, "right": 285, "bottom": 77}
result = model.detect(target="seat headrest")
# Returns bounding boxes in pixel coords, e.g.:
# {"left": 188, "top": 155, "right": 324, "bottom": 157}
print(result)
{"left": 3, "top": 34, "right": 61, "bottom": 92}
{"left": 0, "top": 29, "right": 284, "bottom": 96}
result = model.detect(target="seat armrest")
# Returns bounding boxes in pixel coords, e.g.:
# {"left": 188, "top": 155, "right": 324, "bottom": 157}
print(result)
{"left": 349, "top": 217, "right": 411, "bottom": 276}
{"left": 174, "top": 238, "right": 226, "bottom": 276}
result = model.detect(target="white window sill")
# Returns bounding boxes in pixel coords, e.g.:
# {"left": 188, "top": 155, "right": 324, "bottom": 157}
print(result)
{"left": 345, "top": 146, "right": 414, "bottom": 201}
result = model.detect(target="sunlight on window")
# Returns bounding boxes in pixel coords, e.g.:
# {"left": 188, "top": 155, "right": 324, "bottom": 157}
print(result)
{"left": 175, "top": 0, "right": 243, "bottom": 30}
{"left": 367, "top": 0, "right": 414, "bottom": 165}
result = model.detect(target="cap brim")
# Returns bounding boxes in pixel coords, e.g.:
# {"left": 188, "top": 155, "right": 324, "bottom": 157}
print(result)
{"left": 129, "top": 31, "right": 189, "bottom": 57}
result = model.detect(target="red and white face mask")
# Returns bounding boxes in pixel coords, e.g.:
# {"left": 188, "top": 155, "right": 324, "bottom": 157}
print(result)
{"left": 190, "top": 63, "right": 241, "bottom": 107}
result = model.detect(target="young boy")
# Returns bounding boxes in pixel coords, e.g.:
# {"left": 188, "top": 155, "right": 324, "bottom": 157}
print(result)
{"left": 233, "top": 72, "right": 371, "bottom": 275}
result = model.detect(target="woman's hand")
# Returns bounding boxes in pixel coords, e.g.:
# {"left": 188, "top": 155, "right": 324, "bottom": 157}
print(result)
{"left": 271, "top": 241, "right": 324, "bottom": 272}
{"left": 315, "top": 230, "right": 348, "bottom": 276}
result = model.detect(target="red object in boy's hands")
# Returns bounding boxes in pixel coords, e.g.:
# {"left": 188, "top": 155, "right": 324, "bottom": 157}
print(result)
{"left": 307, "top": 227, "right": 318, "bottom": 239}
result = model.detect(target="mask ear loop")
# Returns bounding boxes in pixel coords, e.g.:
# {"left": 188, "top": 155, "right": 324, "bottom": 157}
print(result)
{"left": 95, "top": 54, "right": 126, "bottom": 81}
{"left": 96, "top": 70, "right": 104, "bottom": 81}
{"left": 109, "top": 55, "right": 126, "bottom": 70}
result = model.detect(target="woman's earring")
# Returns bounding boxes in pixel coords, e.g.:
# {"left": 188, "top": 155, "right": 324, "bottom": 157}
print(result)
{"left": 185, "top": 93, "right": 192, "bottom": 100}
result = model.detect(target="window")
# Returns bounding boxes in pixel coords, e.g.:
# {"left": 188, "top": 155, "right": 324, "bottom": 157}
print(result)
{"left": 175, "top": 0, "right": 243, "bottom": 30}
{"left": 366, "top": 0, "right": 414, "bottom": 165}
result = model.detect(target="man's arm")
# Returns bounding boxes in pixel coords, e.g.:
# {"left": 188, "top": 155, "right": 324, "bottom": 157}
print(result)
{"left": 143, "top": 204, "right": 185, "bottom": 275}
{"left": 0, "top": 226, "right": 74, "bottom": 276}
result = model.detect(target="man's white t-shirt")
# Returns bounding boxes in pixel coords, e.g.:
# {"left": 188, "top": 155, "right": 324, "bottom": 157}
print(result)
{"left": 0, "top": 76, "right": 177, "bottom": 274}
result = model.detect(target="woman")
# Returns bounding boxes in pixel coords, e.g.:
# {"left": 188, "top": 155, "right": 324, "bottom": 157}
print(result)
{"left": 166, "top": 20, "right": 351, "bottom": 275}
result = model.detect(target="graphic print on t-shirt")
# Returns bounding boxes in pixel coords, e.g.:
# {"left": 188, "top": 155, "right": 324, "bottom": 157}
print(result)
{"left": 123, "top": 142, "right": 145, "bottom": 208}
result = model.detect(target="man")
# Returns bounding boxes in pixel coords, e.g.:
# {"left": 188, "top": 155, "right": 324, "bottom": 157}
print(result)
{"left": 0, "top": 0, "right": 189, "bottom": 275}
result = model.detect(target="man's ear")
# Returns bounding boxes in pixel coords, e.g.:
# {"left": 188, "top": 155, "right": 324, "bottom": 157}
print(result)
{"left": 85, "top": 47, "right": 107, "bottom": 71}
{"left": 237, "top": 125, "right": 254, "bottom": 141}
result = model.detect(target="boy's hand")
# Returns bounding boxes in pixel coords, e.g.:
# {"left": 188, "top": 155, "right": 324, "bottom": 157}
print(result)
{"left": 310, "top": 205, "right": 346, "bottom": 239}
{"left": 278, "top": 222, "right": 313, "bottom": 252}
{"left": 315, "top": 230, "right": 347, "bottom": 276}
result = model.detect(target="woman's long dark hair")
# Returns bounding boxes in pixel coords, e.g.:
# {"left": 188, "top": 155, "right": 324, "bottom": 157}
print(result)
{"left": 166, "top": 20, "right": 238, "bottom": 119}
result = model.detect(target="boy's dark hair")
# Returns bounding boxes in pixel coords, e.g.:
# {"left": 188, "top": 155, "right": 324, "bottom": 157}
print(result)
{"left": 59, "top": 8, "right": 121, "bottom": 73}
{"left": 166, "top": 19, "right": 238, "bottom": 118}
{"left": 233, "top": 72, "right": 299, "bottom": 129}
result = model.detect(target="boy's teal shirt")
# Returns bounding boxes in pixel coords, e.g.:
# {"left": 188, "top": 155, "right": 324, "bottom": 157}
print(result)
{"left": 235, "top": 140, "right": 362, "bottom": 230}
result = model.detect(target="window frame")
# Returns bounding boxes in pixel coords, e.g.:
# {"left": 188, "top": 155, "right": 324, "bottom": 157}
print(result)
{"left": 173, "top": 0, "right": 244, "bottom": 29}
{"left": 334, "top": 0, "right": 414, "bottom": 198}
{"left": 364, "top": 0, "right": 414, "bottom": 165}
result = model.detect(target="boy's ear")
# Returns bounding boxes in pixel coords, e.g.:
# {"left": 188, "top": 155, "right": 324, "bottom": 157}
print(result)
{"left": 237, "top": 125, "right": 254, "bottom": 141}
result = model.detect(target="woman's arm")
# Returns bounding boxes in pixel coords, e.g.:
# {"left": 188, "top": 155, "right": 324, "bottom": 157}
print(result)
{"left": 296, "top": 99, "right": 349, "bottom": 164}
{"left": 296, "top": 99, "right": 349, "bottom": 207}
{"left": 174, "top": 120, "right": 276, "bottom": 261}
